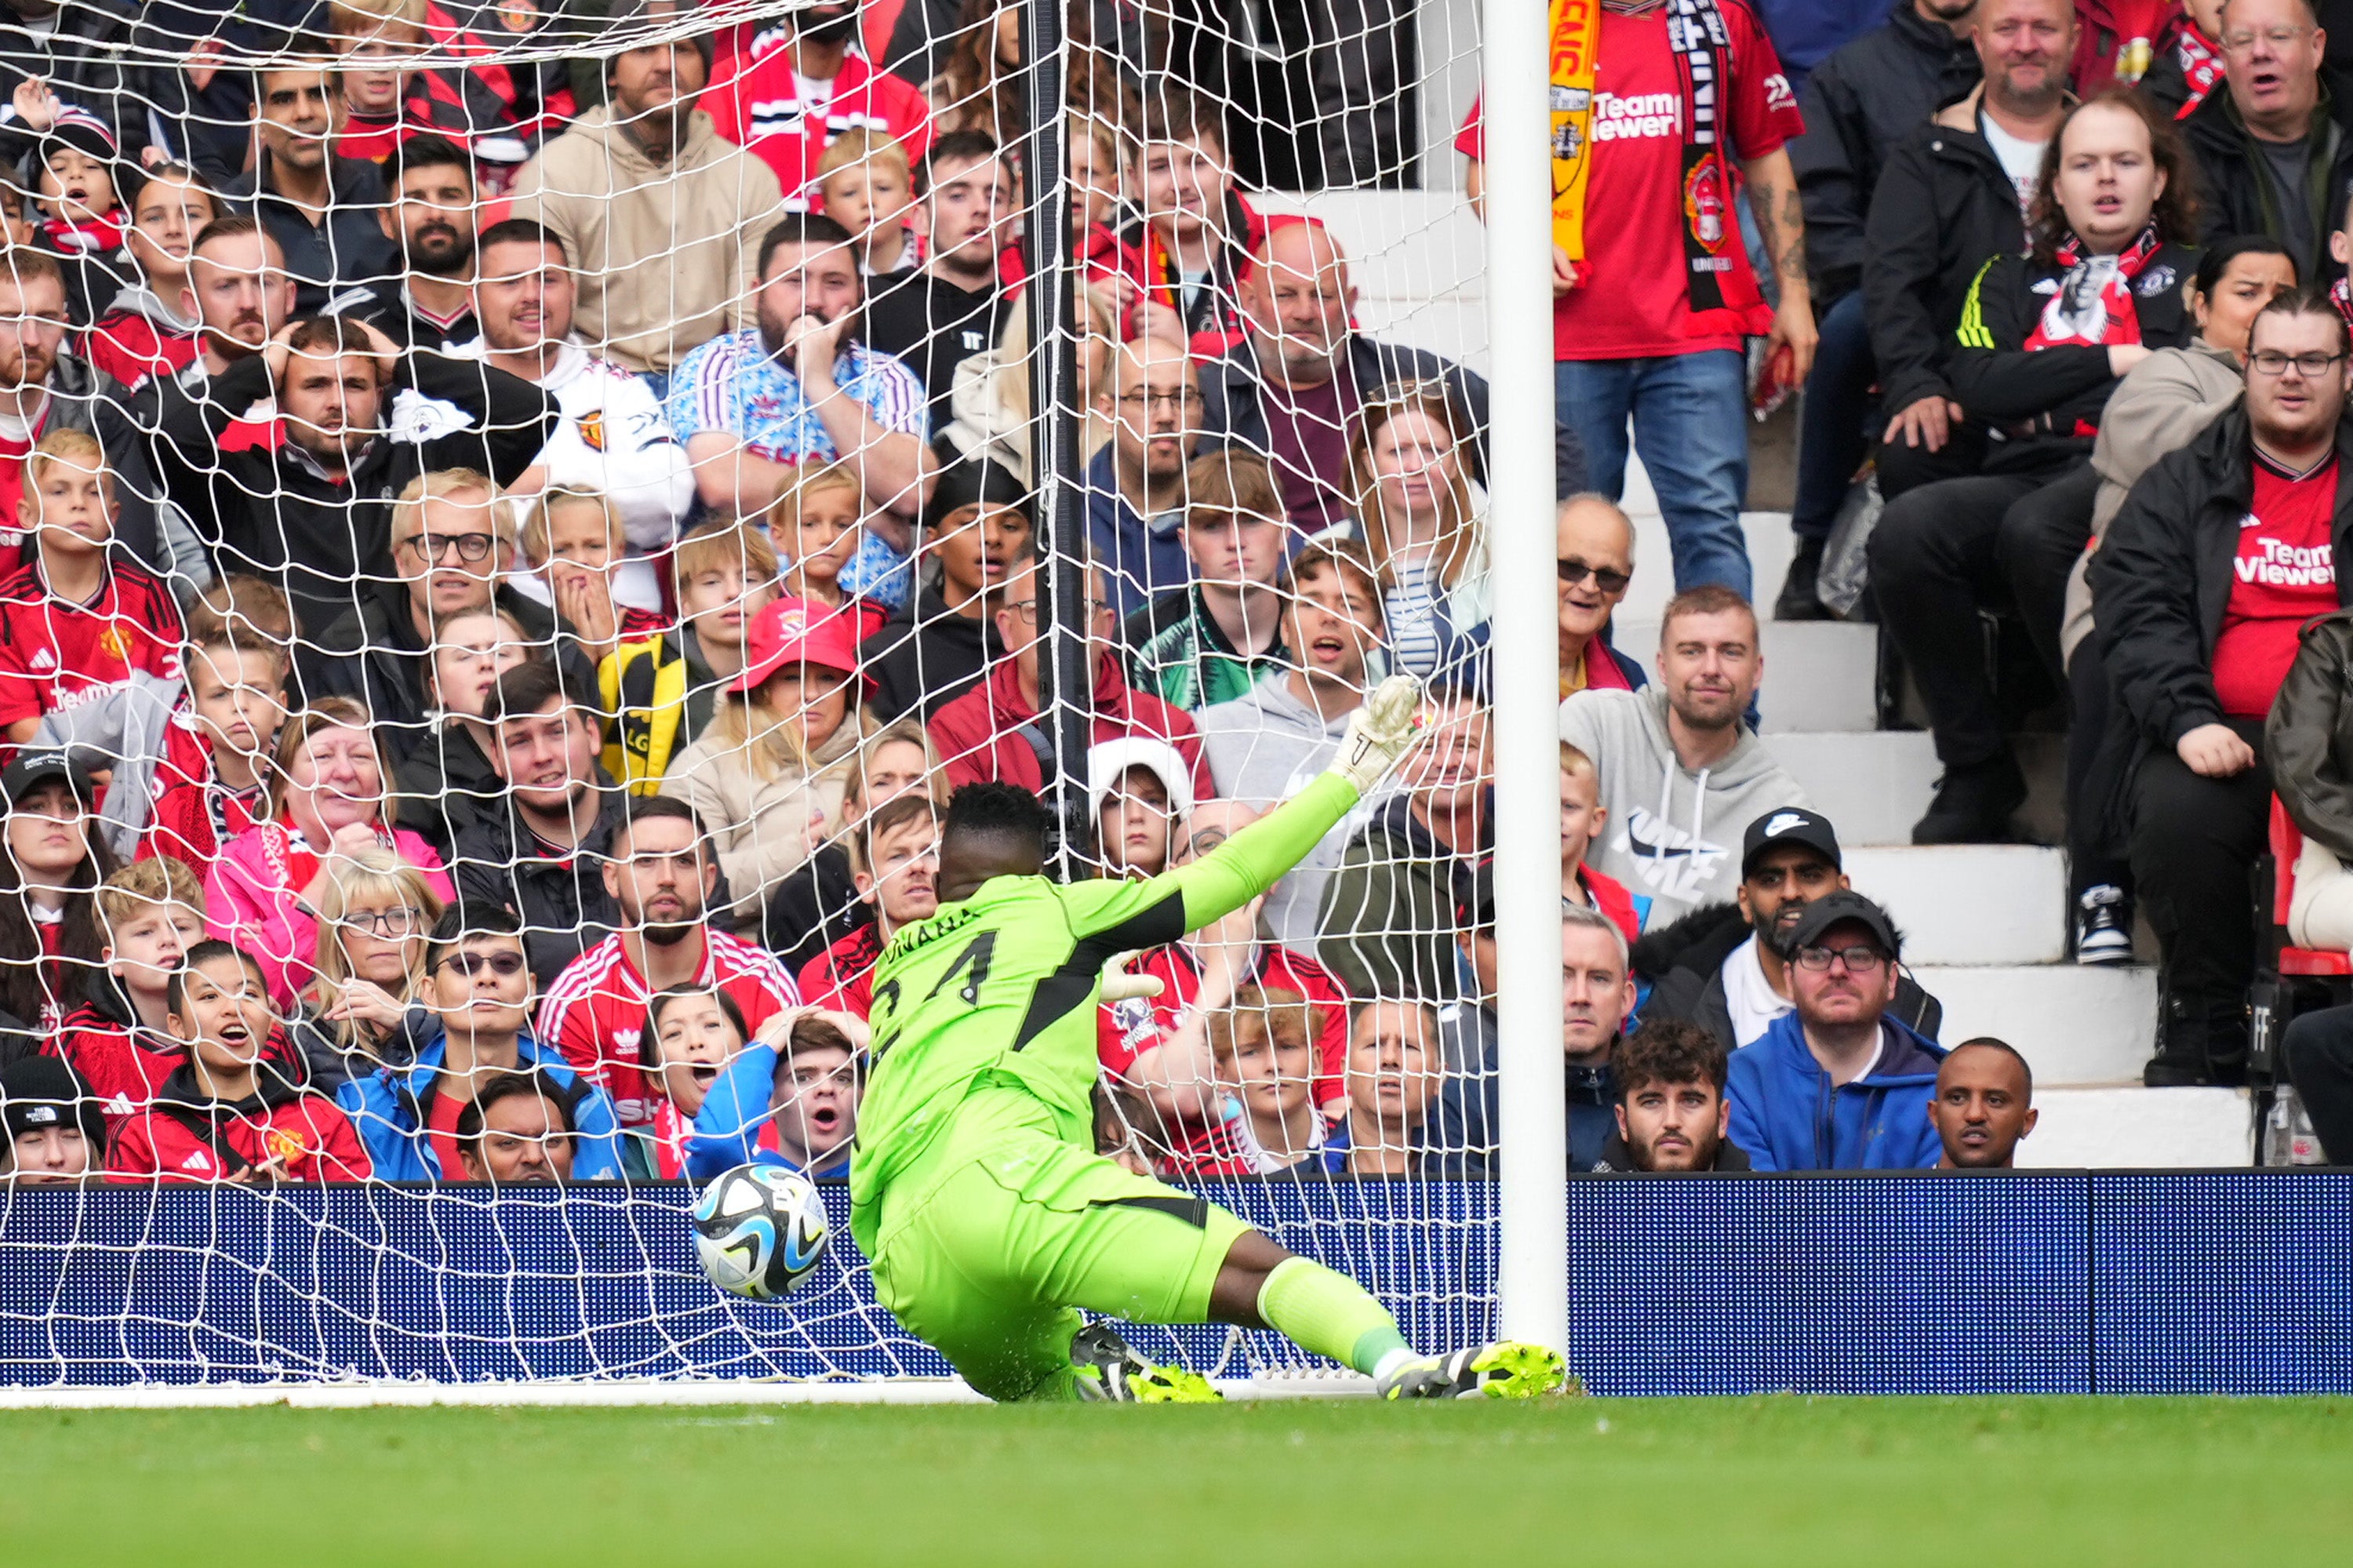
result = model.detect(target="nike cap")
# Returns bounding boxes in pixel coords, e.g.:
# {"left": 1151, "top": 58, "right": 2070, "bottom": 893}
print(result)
{"left": 1741, "top": 806, "right": 1842, "bottom": 878}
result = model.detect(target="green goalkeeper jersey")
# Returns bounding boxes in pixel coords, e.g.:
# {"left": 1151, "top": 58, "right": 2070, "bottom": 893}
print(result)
{"left": 849, "top": 771, "right": 1359, "bottom": 1235}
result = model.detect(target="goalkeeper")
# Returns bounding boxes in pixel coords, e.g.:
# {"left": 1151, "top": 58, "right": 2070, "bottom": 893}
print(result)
{"left": 849, "top": 676, "right": 1567, "bottom": 1402}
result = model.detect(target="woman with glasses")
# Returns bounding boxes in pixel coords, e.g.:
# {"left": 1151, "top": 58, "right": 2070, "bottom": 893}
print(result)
{"left": 1870, "top": 90, "right": 2202, "bottom": 848}
{"left": 1343, "top": 384, "right": 1485, "bottom": 678}
{"left": 293, "top": 849, "right": 448, "bottom": 1092}
{"left": 206, "top": 698, "right": 458, "bottom": 1010}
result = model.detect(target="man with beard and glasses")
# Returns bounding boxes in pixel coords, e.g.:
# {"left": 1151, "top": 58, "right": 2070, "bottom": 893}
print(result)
{"left": 536, "top": 794, "right": 798, "bottom": 1127}
{"left": 336, "top": 134, "right": 482, "bottom": 352}
{"left": 451, "top": 658, "right": 633, "bottom": 987}
{"left": 668, "top": 213, "right": 933, "bottom": 609}
{"left": 1632, "top": 806, "right": 1943, "bottom": 1050}
{"left": 151, "top": 311, "right": 555, "bottom": 639}
{"left": 704, "top": 0, "right": 933, "bottom": 211}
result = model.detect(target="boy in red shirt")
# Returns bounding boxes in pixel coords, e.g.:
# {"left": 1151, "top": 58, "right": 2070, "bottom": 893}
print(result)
{"left": 798, "top": 794, "right": 941, "bottom": 1015}
{"left": 142, "top": 576, "right": 294, "bottom": 873}
{"left": 108, "top": 940, "right": 372, "bottom": 1182}
{"left": 1122, "top": 90, "right": 1266, "bottom": 356}
{"left": 0, "top": 429, "right": 182, "bottom": 744}
{"left": 56, "top": 858, "right": 207, "bottom": 1133}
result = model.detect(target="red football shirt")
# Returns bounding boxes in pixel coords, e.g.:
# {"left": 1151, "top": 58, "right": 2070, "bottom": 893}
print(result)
{"left": 704, "top": 35, "right": 934, "bottom": 210}
{"left": 427, "top": 1086, "right": 469, "bottom": 1179}
{"left": 2214, "top": 455, "right": 2338, "bottom": 718}
{"left": 536, "top": 930, "right": 800, "bottom": 1126}
{"left": 0, "top": 558, "right": 185, "bottom": 729}
{"left": 1454, "top": 0, "right": 1803, "bottom": 359}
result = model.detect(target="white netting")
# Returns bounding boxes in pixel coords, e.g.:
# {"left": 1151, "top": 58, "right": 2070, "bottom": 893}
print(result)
{"left": 0, "top": 0, "right": 1518, "bottom": 1387}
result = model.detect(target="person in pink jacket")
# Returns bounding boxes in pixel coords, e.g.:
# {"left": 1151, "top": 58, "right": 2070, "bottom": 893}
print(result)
{"left": 205, "top": 696, "right": 456, "bottom": 1008}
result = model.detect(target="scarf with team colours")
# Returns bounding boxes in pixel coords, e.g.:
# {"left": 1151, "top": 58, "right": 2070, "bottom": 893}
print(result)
{"left": 2025, "top": 224, "right": 2164, "bottom": 351}
{"left": 2174, "top": 24, "right": 2225, "bottom": 118}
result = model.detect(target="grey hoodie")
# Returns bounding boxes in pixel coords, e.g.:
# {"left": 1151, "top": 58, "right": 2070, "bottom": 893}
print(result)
{"left": 1558, "top": 686, "right": 1809, "bottom": 923}
{"left": 1197, "top": 671, "right": 1358, "bottom": 953}
{"left": 33, "top": 668, "right": 183, "bottom": 860}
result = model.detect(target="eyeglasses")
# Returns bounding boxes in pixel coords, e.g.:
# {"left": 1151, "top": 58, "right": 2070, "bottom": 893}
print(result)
{"left": 437, "top": 949, "right": 527, "bottom": 978}
{"left": 2249, "top": 349, "right": 2348, "bottom": 378}
{"left": 1558, "top": 558, "right": 1632, "bottom": 595}
{"left": 2221, "top": 24, "right": 2311, "bottom": 52}
{"left": 1116, "top": 389, "right": 1203, "bottom": 411}
{"left": 1792, "top": 944, "right": 1888, "bottom": 974}
{"left": 401, "top": 531, "right": 497, "bottom": 563}
{"left": 340, "top": 905, "right": 421, "bottom": 937}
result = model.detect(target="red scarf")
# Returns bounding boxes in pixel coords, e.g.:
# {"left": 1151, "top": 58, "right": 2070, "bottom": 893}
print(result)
{"left": 2025, "top": 224, "right": 2164, "bottom": 351}
{"left": 264, "top": 816, "right": 395, "bottom": 894}
{"left": 2176, "top": 24, "right": 2224, "bottom": 118}
{"left": 38, "top": 212, "right": 124, "bottom": 256}
{"left": 2333, "top": 275, "right": 2353, "bottom": 333}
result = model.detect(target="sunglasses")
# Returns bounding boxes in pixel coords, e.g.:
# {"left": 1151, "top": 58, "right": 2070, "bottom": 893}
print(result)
{"left": 1558, "top": 558, "right": 1631, "bottom": 595}
{"left": 438, "top": 949, "right": 527, "bottom": 979}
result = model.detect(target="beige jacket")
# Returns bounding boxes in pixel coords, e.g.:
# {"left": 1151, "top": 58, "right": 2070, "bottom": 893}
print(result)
{"left": 661, "top": 717, "right": 863, "bottom": 922}
{"left": 2062, "top": 340, "right": 2244, "bottom": 664}
{"left": 507, "top": 106, "right": 785, "bottom": 374}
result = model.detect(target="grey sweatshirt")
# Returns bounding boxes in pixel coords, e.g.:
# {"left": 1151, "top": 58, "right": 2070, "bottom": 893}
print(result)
{"left": 1558, "top": 686, "right": 1809, "bottom": 923}
{"left": 1197, "top": 671, "right": 1361, "bottom": 953}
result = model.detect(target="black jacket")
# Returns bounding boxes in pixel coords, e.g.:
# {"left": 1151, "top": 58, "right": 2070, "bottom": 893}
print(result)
{"left": 760, "top": 841, "right": 869, "bottom": 973}
{"left": 1633, "top": 900, "right": 1945, "bottom": 1050}
{"left": 1862, "top": 85, "right": 2035, "bottom": 419}
{"left": 2180, "top": 78, "right": 2353, "bottom": 285}
{"left": 1196, "top": 333, "right": 1587, "bottom": 506}
{"left": 2268, "top": 608, "right": 2353, "bottom": 861}
{"left": 2095, "top": 409, "right": 2353, "bottom": 751}
{"left": 1948, "top": 241, "right": 2200, "bottom": 475}
{"left": 0, "top": 0, "right": 153, "bottom": 162}
{"left": 861, "top": 588, "right": 1002, "bottom": 723}
{"left": 304, "top": 577, "right": 573, "bottom": 749}
{"left": 1791, "top": 2, "right": 1980, "bottom": 303}
{"left": 220, "top": 153, "right": 401, "bottom": 315}
{"left": 151, "top": 349, "right": 556, "bottom": 637}
{"left": 447, "top": 777, "right": 630, "bottom": 988}
{"left": 333, "top": 278, "right": 482, "bottom": 355}
{"left": 391, "top": 719, "right": 506, "bottom": 857}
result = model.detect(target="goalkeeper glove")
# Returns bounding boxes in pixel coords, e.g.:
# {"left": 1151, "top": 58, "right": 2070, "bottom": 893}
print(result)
{"left": 1100, "top": 953, "right": 1166, "bottom": 1004}
{"left": 1330, "top": 674, "right": 1425, "bottom": 796}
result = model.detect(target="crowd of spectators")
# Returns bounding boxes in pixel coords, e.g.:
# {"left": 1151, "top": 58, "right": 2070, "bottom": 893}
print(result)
{"left": 65, "top": 0, "right": 2353, "bottom": 1190}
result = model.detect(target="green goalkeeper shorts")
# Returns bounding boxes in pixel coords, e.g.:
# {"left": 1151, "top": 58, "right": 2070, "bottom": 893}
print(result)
{"left": 864, "top": 1082, "right": 1252, "bottom": 1402}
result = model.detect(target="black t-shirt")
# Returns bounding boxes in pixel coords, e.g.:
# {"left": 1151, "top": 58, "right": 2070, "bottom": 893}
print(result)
{"left": 862, "top": 271, "right": 1011, "bottom": 428}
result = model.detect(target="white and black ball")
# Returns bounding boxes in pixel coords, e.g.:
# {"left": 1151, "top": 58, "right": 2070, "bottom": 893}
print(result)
{"left": 691, "top": 1165, "right": 831, "bottom": 1300}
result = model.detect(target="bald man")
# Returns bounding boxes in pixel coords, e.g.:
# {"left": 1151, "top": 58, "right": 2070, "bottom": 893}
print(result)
{"left": 1198, "top": 219, "right": 1586, "bottom": 535}
{"left": 1088, "top": 337, "right": 1203, "bottom": 620}
{"left": 1557, "top": 494, "right": 1642, "bottom": 696}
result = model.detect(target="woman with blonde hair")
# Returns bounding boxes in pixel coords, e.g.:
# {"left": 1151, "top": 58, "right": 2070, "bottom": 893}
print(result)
{"left": 759, "top": 717, "right": 948, "bottom": 966}
{"left": 663, "top": 600, "right": 876, "bottom": 926}
{"left": 939, "top": 282, "right": 1123, "bottom": 481}
{"left": 1344, "top": 384, "right": 1488, "bottom": 678}
{"left": 206, "top": 697, "right": 456, "bottom": 1008}
{"left": 292, "top": 849, "right": 447, "bottom": 1090}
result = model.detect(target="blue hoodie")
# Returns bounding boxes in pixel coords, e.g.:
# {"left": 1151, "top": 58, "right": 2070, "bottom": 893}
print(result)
{"left": 1725, "top": 1010, "right": 1945, "bottom": 1172}
{"left": 335, "top": 1028, "right": 627, "bottom": 1181}
{"left": 685, "top": 1043, "right": 853, "bottom": 1183}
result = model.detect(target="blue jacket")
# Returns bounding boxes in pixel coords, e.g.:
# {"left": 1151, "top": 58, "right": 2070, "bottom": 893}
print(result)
{"left": 1726, "top": 1010, "right": 1945, "bottom": 1172}
{"left": 1085, "top": 443, "right": 1195, "bottom": 623}
{"left": 686, "top": 1043, "right": 853, "bottom": 1183}
{"left": 334, "top": 1028, "right": 627, "bottom": 1181}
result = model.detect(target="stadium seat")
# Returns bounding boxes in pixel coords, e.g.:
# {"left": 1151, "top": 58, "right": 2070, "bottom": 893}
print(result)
{"left": 2250, "top": 799, "right": 2353, "bottom": 1151}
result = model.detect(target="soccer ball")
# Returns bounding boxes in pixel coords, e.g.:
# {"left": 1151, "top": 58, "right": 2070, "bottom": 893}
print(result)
{"left": 691, "top": 1165, "right": 831, "bottom": 1300}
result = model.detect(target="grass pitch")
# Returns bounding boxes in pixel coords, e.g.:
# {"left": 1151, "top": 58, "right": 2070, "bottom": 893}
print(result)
{"left": 4, "top": 1395, "right": 2347, "bottom": 1565}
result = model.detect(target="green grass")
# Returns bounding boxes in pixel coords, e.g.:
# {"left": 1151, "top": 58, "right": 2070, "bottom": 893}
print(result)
{"left": 5, "top": 1396, "right": 2348, "bottom": 1565}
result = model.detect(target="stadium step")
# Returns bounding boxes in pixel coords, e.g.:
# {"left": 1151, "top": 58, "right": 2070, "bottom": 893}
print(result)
{"left": 1908, "top": 964, "right": 2156, "bottom": 1086}
{"left": 2016, "top": 1087, "right": 2254, "bottom": 1167}
{"left": 1842, "top": 846, "right": 2068, "bottom": 966}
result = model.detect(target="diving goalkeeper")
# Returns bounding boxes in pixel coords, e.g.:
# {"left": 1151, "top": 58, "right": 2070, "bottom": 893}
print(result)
{"left": 849, "top": 676, "right": 1567, "bottom": 1402}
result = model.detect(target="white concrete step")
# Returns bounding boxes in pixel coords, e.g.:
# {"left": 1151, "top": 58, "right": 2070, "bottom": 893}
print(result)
{"left": 1911, "top": 964, "right": 2156, "bottom": 1086}
{"left": 1620, "top": 508, "right": 1795, "bottom": 620}
{"left": 1773, "top": 731, "right": 1942, "bottom": 848}
{"left": 2015, "top": 1086, "right": 2253, "bottom": 1167}
{"left": 1844, "top": 845, "right": 2068, "bottom": 966}
{"left": 1615, "top": 618, "right": 1878, "bottom": 735}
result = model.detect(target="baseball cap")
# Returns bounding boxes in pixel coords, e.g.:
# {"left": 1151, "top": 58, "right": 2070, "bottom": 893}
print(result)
{"left": 1741, "top": 806, "right": 1842, "bottom": 878}
{"left": 0, "top": 1055, "right": 104, "bottom": 1157}
{"left": 1451, "top": 854, "right": 1497, "bottom": 928}
{"left": 733, "top": 596, "right": 871, "bottom": 695}
{"left": 1086, "top": 737, "right": 1195, "bottom": 827}
{"left": 1779, "top": 889, "right": 1900, "bottom": 961}
{"left": 2, "top": 747, "right": 96, "bottom": 808}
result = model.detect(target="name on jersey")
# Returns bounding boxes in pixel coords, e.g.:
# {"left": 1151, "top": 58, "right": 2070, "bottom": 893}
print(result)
{"left": 1591, "top": 93, "right": 1683, "bottom": 141}
{"left": 2236, "top": 533, "right": 2336, "bottom": 587}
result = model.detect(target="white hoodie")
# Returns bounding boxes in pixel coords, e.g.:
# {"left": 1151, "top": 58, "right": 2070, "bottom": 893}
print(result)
{"left": 1559, "top": 686, "right": 1810, "bottom": 923}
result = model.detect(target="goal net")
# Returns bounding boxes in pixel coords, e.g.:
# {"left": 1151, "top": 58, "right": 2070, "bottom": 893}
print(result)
{"left": 0, "top": 0, "right": 1513, "bottom": 1392}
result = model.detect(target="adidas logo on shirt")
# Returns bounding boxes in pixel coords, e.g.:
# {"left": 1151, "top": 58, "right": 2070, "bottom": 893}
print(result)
{"left": 28, "top": 648, "right": 53, "bottom": 672}
{"left": 180, "top": 1151, "right": 212, "bottom": 1173}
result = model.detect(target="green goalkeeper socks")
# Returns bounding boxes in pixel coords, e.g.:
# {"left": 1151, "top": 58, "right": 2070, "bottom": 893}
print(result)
{"left": 1256, "top": 1257, "right": 1411, "bottom": 1378}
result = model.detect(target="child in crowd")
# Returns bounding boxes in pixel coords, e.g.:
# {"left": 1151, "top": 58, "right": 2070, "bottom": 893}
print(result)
{"left": 86, "top": 163, "right": 216, "bottom": 390}
{"left": 686, "top": 1006, "right": 866, "bottom": 1181}
{"left": 1188, "top": 984, "right": 1329, "bottom": 1176}
{"left": 6, "top": 80, "right": 129, "bottom": 328}
{"left": 143, "top": 575, "right": 293, "bottom": 873}
{"left": 0, "top": 748, "right": 115, "bottom": 1031}
{"left": 1561, "top": 743, "right": 1645, "bottom": 944}
{"left": 769, "top": 460, "right": 884, "bottom": 642}
{"left": 1060, "top": 115, "right": 1174, "bottom": 342}
{"left": 635, "top": 985, "right": 751, "bottom": 1177}
{"left": 1122, "top": 90, "right": 1263, "bottom": 353}
{"left": 796, "top": 794, "right": 941, "bottom": 1015}
{"left": 601, "top": 517, "right": 780, "bottom": 791}
{"left": 515, "top": 486, "right": 668, "bottom": 664}
{"left": 0, "top": 182, "right": 29, "bottom": 247}
{"left": 327, "top": 0, "right": 428, "bottom": 162}
{"left": 108, "top": 940, "right": 373, "bottom": 1182}
{"left": 1324, "top": 999, "right": 1439, "bottom": 1175}
{"left": 0, "top": 1055, "right": 104, "bottom": 1184}
{"left": 56, "top": 858, "right": 208, "bottom": 1133}
{"left": 0, "top": 431, "right": 184, "bottom": 735}
{"left": 815, "top": 129, "right": 919, "bottom": 278}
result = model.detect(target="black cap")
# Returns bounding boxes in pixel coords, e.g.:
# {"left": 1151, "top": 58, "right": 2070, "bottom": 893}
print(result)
{"left": 1742, "top": 806, "right": 1842, "bottom": 878}
{"left": 2, "top": 748, "right": 96, "bottom": 808}
{"left": 1779, "top": 889, "right": 1900, "bottom": 961}
{"left": 921, "top": 458, "right": 1032, "bottom": 536}
{"left": 1452, "top": 854, "right": 1496, "bottom": 928}
{"left": 0, "top": 1056, "right": 104, "bottom": 1155}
